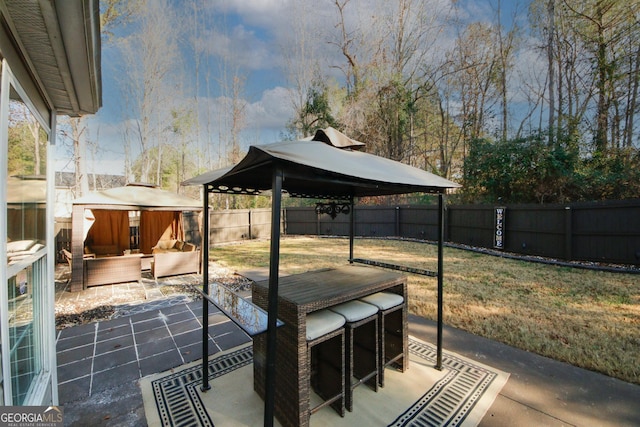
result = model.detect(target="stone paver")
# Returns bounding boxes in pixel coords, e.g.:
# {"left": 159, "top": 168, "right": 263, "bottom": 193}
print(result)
{"left": 56, "top": 299, "right": 251, "bottom": 404}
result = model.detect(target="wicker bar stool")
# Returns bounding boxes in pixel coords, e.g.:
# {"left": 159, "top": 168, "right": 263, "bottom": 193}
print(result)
{"left": 306, "top": 309, "right": 346, "bottom": 418}
{"left": 359, "top": 292, "right": 405, "bottom": 387}
{"left": 329, "top": 300, "right": 379, "bottom": 412}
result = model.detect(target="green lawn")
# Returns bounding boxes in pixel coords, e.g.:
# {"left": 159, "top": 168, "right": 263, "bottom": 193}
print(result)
{"left": 210, "top": 236, "right": 640, "bottom": 385}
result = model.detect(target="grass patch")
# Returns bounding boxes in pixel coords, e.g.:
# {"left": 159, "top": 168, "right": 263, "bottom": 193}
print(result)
{"left": 211, "top": 236, "right": 640, "bottom": 385}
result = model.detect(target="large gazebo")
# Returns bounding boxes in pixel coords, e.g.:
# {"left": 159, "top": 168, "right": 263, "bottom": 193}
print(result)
{"left": 69, "top": 183, "right": 202, "bottom": 291}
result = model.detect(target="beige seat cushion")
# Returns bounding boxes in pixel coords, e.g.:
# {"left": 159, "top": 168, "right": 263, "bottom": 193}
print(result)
{"left": 330, "top": 300, "right": 378, "bottom": 322}
{"left": 360, "top": 292, "right": 404, "bottom": 310}
{"left": 306, "top": 310, "right": 345, "bottom": 341}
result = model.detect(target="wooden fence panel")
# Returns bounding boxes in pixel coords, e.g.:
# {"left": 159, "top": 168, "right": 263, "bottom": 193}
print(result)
{"left": 284, "top": 208, "right": 316, "bottom": 235}
{"left": 210, "top": 208, "right": 273, "bottom": 243}
{"left": 250, "top": 209, "right": 273, "bottom": 240}
{"left": 354, "top": 206, "right": 396, "bottom": 237}
{"left": 210, "top": 209, "right": 248, "bottom": 243}
{"left": 571, "top": 201, "right": 640, "bottom": 264}
{"left": 505, "top": 206, "right": 567, "bottom": 259}
{"left": 318, "top": 214, "right": 350, "bottom": 236}
{"left": 447, "top": 205, "right": 494, "bottom": 248}
{"left": 398, "top": 206, "right": 439, "bottom": 240}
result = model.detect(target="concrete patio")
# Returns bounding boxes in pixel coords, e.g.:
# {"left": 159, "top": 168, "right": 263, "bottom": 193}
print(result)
{"left": 54, "top": 270, "right": 640, "bottom": 427}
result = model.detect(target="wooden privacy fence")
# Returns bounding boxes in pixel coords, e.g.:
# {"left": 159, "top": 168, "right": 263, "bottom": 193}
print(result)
{"left": 55, "top": 200, "right": 640, "bottom": 265}
{"left": 285, "top": 199, "right": 640, "bottom": 265}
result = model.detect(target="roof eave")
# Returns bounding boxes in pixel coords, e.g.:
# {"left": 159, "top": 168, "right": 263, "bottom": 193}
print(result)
{"left": 2, "top": 0, "right": 102, "bottom": 116}
{"left": 54, "top": 0, "right": 102, "bottom": 115}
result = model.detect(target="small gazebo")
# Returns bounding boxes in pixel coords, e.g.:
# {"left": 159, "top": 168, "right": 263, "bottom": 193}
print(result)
{"left": 69, "top": 183, "right": 202, "bottom": 291}
{"left": 184, "top": 128, "right": 460, "bottom": 426}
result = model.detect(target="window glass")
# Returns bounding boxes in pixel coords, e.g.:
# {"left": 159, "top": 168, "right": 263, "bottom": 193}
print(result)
{"left": 8, "top": 265, "right": 37, "bottom": 404}
{"left": 7, "top": 89, "right": 48, "bottom": 265}
{"left": 4, "top": 82, "right": 48, "bottom": 404}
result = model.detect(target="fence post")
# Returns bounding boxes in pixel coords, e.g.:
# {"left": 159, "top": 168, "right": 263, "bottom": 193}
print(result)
{"left": 395, "top": 206, "right": 400, "bottom": 236}
{"left": 248, "top": 209, "right": 252, "bottom": 240}
{"left": 565, "top": 206, "right": 572, "bottom": 261}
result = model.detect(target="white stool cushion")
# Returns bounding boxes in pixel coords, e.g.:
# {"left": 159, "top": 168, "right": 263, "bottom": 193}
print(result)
{"left": 330, "top": 300, "right": 378, "bottom": 323}
{"left": 306, "top": 310, "right": 346, "bottom": 341}
{"left": 360, "top": 292, "right": 404, "bottom": 310}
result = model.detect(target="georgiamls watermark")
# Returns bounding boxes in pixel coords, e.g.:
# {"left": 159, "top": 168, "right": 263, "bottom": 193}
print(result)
{"left": 0, "top": 406, "right": 63, "bottom": 427}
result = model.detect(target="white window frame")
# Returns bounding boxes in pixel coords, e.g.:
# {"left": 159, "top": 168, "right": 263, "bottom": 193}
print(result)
{"left": 0, "top": 59, "right": 56, "bottom": 405}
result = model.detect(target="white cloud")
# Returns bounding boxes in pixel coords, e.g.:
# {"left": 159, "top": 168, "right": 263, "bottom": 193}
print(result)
{"left": 245, "top": 86, "right": 295, "bottom": 130}
{"left": 199, "top": 25, "right": 276, "bottom": 71}
{"left": 197, "top": 85, "right": 294, "bottom": 132}
{"left": 214, "top": 0, "right": 298, "bottom": 30}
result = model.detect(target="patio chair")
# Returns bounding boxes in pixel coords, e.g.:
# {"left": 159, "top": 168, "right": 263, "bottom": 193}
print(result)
{"left": 330, "top": 300, "right": 379, "bottom": 412}
{"left": 60, "top": 249, "right": 73, "bottom": 271}
{"left": 306, "top": 309, "right": 346, "bottom": 418}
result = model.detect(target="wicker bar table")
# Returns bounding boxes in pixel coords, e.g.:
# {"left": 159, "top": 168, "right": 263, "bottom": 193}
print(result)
{"left": 252, "top": 264, "right": 408, "bottom": 427}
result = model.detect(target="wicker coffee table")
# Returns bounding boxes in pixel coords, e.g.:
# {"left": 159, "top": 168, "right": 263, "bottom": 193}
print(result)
{"left": 252, "top": 264, "right": 408, "bottom": 427}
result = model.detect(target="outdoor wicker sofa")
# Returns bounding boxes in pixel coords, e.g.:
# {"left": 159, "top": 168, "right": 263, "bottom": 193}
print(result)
{"left": 83, "top": 255, "right": 142, "bottom": 287}
{"left": 151, "top": 240, "right": 200, "bottom": 279}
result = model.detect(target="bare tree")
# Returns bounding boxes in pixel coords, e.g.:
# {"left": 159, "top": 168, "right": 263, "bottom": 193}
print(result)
{"left": 624, "top": 40, "right": 640, "bottom": 148}
{"left": 448, "top": 22, "right": 502, "bottom": 141}
{"left": 118, "top": 0, "right": 183, "bottom": 184}
{"left": 559, "top": 0, "right": 640, "bottom": 151}
{"left": 280, "top": 0, "right": 325, "bottom": 138}
{"left": 328, "top": 0, "right": 455, "bottom": 165}
{"left": 228, "top": 75, "right": 247, "bottom": 165}
{"left": 527, "top": 0, "right": 640, "bottom": 153}
{"left": 547, "top": 0, "right": 556, "bottom": 144}
{"left": 330, "top": 0, "right": 362, "bottom": 96}
{"left": 69, "top": 119, "right": 89, "bottom": 195}
{"left": 493, "top": 0, "right": 520, "bottom": 141}
{"left": 57, "top": 0, "right": 133, "bottom": 196}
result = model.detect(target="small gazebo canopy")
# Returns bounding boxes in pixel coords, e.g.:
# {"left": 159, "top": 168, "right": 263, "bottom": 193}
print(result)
{"left": 183, "top": 128, "right": 460, "bottom": 426}
{"left": 72, "top": 183, "right": 203, "bottom": 210}
{"left": 184, "top": 138, "right": 456, "bottom": 198}
{"left": 69, "top": 184, "right": 203, "bottom": 291}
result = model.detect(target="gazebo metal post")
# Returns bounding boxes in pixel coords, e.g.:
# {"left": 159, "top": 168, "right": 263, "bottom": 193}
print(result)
{"left": 201, "top": 186, "right": 211, "bottom": 391}
{"left": 264, "top": 168, "right": 283, "bottom": 427}
{"left": 436, "top": 193, "right": 444, "bottom": 370}
{"left": 349, "top": 196, "right": 354, "bottom": 263}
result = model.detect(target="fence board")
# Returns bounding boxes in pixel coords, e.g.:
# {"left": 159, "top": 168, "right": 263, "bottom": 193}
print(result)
{"left": 283, "top": 200, "right": 640, "bottom": 265}
{"left": 284, "top": 208, "right": 316, "bottom": 235}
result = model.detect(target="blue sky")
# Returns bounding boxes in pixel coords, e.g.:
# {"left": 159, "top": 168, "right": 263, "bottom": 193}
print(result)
{"left": 55, "top": 0, "right": 537, "bottom": 176}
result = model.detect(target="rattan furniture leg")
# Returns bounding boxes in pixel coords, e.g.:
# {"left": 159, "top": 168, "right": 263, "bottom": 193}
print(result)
{"left": 306, "top": 310, "right": 346, "bottom": 418}
{"left": 330, "top": 300, "right": 379, "bottom": 412}
{"left": 359, "top": 292, "right": 406, "bottom": 387}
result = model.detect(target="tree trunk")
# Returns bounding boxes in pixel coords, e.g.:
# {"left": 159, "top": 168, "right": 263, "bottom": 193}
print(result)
{"left": 624, "top": 43, "right": 640, "bottom": 148}
{"left": 547, "top": 0, "right": 555, "bottom": 145}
